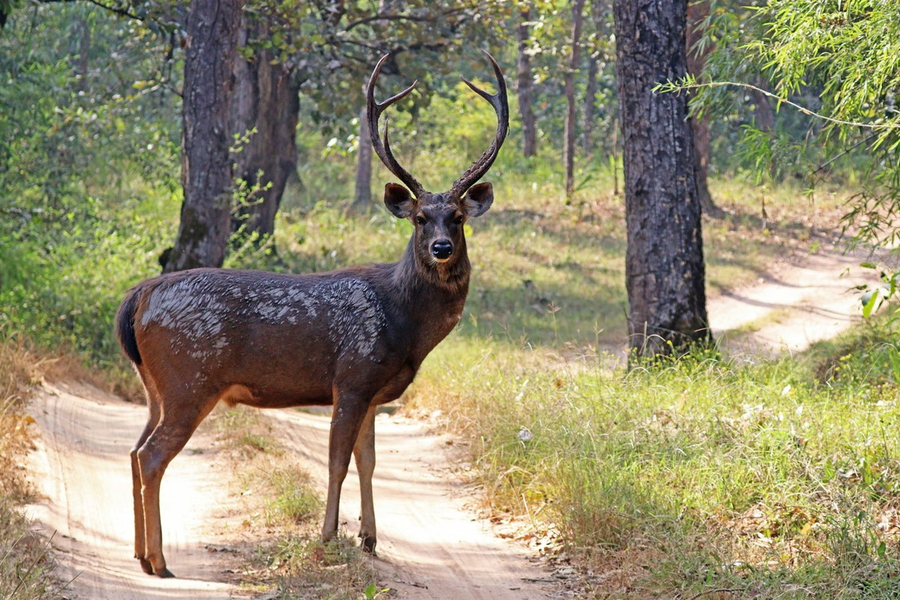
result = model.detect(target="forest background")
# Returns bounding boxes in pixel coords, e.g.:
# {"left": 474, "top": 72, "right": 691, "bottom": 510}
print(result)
{"left": 4, "top": 0, "right": 900, "bottom": 598}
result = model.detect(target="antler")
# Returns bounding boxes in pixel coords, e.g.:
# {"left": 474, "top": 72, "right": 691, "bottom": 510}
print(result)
{"left": 366, "top": 54, "right": 426, "bottom": 198}
{"left": 449, "top": 51, "right": 509, "bottom": 199}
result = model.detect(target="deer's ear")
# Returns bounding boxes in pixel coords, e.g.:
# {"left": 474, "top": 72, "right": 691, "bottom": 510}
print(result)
{"left": 384, "top": 183, "right": 416, "bottom": 219}
{"left": 463, "top": 182, "right": 493, "bottom": 217}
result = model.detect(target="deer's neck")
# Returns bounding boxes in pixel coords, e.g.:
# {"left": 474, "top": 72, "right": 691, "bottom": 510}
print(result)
{"left": 390, "top": 237, "right": 471, "bottom": 348}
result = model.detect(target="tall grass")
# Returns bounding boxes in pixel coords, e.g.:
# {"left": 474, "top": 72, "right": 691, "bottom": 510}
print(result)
{"left": 0, "top": 337, "right": 60, "bottom": 599}
{"left": 403, "top": 317, "right": 900, "bottom": 597}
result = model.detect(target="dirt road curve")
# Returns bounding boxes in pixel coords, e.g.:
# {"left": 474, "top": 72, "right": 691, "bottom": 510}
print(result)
{"left": 26, "top": 382, "right": 244, "bottom": 599}
{"left": 710, "top": 245, "right": 877, "bottom": 355}
{"left": 25, "top": 382, "right": 551, "bottom": 599}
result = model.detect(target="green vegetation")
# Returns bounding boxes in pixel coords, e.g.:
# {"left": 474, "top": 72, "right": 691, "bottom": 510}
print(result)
{"left": 406, "top": 321, "right": 900, "bottom": 597}
{"left": 206, "top": 406, "right": 380, "bottom": 599}
{"left": 4, "top": 2, "right": 900, "bottom": 598}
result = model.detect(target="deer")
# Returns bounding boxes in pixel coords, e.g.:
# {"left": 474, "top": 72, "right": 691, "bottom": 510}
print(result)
{"left": 115, "top": 51, "right": 508, "bottom": 578}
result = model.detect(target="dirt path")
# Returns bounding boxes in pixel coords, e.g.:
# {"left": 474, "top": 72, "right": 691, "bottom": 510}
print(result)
{"left": 265, "top": 409, "right": 550, "bottom": 598}
{"left": 25, "top": 382, "right": 551, "bottom": 599}
{"left": 709, "top": 243, "right": 878, "bottom": 356}
{"left": 26, "top": 381, "right": 246, "bottom": 599}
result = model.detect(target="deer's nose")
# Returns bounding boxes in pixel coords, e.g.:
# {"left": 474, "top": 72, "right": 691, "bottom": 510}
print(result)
{"left": 431, "top": 240, "right": 453, "bottom": 260}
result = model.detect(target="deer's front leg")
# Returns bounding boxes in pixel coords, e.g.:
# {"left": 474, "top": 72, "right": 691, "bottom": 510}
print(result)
{"left": 353, "top": 405, "right": 377, "bottom": 552}
{"left": 322, "top": 391, "right": 371, "bottom": 543}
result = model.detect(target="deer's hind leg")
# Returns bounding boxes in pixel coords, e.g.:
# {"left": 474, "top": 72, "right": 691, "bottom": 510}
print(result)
{"left": 131, "top": 366, "right": 161, "bottom": 574}
{"left": 135, "top": 385, "right": 219, "bottom": 578}
{"left": 353, "top": 405, "right": 377, "bottom": 553}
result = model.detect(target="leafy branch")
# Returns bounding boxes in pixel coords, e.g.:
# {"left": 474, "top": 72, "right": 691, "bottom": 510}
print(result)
{"left": 655, "top": 77, "right": 900, "bottom": 132}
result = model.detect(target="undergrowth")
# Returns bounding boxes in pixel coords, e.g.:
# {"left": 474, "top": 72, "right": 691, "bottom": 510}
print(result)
{"left": 0, "top": 336, "right": 58, "bottom": 599}
{"left": 404, "top": 313, "right": 900, "bottom": 598}
{"left": 206, "top": 406, "right": 380, "bottom": 599}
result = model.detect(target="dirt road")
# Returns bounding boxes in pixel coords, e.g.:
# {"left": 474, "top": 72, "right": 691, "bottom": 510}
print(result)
{"left": 25, "top": 382, "right": 551, "bottom": 599}
{"left": 710, "top": 243, "right": 877, "bottom": 355}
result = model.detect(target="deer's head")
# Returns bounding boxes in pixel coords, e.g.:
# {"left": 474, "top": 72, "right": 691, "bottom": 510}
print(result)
{"left": 366, "top": 52, "right": 509, "bottom": 268}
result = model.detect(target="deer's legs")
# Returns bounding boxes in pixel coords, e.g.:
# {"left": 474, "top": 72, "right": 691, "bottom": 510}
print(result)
{"left": 135, "top": 395, "right": 216, "bottom": 578}
{"left": 322, "top": 393, "right": 371, "bottom": 544}
{"left": 353, "top": 406, "right": 377, "bottom": 552}
{"left": 131, "top": 370, "right": 161, "bottom": 574}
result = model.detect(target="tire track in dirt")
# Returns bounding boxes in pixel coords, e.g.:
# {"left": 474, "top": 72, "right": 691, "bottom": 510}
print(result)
{"left": 263, "top": 409, "right": 551, "bottom": 599}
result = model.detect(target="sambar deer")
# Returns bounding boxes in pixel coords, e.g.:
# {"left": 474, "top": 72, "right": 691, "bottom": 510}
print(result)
{"left": 115, "top": 52, "right": 508, "bottom": 577}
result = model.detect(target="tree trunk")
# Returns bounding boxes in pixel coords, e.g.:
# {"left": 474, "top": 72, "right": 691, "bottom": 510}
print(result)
{"left": 686, "top": 0, "right": 719, "bottom": 216}
{"left": 516, "top": 8, "right": 537, "bottom": 158}
{"left": 164, "top": 0, "right": 243, "bottom": 273}
{"left": 229, "top": 14, "right": 300, "bottom": 247}
{"left": 750, "top": 84, "right": 774, "bottom": 132}
{"left": 581, "top": 53, "right": 598, "bottom": 154}
{"left": 613, "top": 0, "right": 709, "bottom": 356}
{"left": 352, "top": 104, "right": 373, "bottom": 209}
{"left": 564, "top": 0, "right": 586, "bottom": 202}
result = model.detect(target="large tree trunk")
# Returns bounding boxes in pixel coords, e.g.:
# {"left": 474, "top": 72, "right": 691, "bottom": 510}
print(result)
{"left": 564, "top": 0, "right": 586, "bottom": 201}
{"left": 164, "top": 0, "right": 243, "bottom": 273}
{"left": 229, "top": 14, "right": 300, "bottom": 246}
{"left": 613, "top": 0, "right": 709, "bottom": 356}
{"left": 686, "top": 0, "right": 719, "bottom": 216}
{"left": 516, "top": 8, "right": 537, "bottom": 158}
{"left": 352, "top": 104, "right": 373, "bottom": 209}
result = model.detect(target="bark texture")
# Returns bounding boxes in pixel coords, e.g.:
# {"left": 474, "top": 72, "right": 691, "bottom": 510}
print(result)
{"left": 229, "top": 14, "right": 300, "bottom": 245}
{"left": 564, "top": 0, "right": 586, "bottom": 201}
{"left": 686, "top": 0, "right": 718, "bottom": 216}
{"left": 516, "top": 8, "right": 537, "bottom": 158}
{"left": 165, "top": 0, "right": 243, "bottom": 273}
{"left": 352, "top": 104, "right": 373, "bottom": 208}
{"left": 582, "top": 53, "right": 599, "bottom": 153}
{"left": 613, "top": 0, "right": 709, "bottom": 355}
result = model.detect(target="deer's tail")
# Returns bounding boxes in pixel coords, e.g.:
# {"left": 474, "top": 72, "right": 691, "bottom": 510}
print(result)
{"left": 116, "top": 287, "right": 142, "bottom": 366}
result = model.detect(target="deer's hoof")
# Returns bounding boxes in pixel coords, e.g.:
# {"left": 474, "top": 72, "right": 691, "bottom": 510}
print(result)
{"left": 360, "top": 534, "right": 377, "bottom": 554}
{"left": 138, "top": 557, "right": 153, "bottom": 575}
{"left": 155, "top": 567, "right": 175, "bottom": 579}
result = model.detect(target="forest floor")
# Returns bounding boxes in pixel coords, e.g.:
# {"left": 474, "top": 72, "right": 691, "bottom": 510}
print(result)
{"left": 22, "top": 238, "right": 877, "bottom": 600}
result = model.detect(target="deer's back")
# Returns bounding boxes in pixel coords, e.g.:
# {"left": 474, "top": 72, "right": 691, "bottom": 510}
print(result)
{"left": 125, "top": 268, "right": 411, "bottom": 407}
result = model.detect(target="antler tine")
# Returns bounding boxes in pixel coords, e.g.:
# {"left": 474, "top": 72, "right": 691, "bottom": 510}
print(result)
{"left": 366, "top": 54, "right": 425, "bottom": 197}
{"left": 449, "top": 50, "right": 510, "bottom": 198}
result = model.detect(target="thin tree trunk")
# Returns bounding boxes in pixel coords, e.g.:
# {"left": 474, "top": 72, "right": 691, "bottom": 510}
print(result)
{"left": 352, "top": 103, "right": 373, "bottom": 209}
{"left": 564, "top": 0, "right": 586, "bottom": 202}
{"left": 751, "top": 84, "right": 774, "bottom": 132}
{"left": 613, "top": 0, "right": 709, "bottom": 356}
{"left": 516, "top": 7, "right": 537, "bottom": 158}
{"left": 686, "top": 0, "right": 720, "bottom": 216}
{"left": 229, "top": 14, "right": 300, "bottom": 246}
{"left": 164, "top": 0, "right": 243, "bottom": 273}
{"left": 582, "top": 53, "right": 598, "bottom": 153}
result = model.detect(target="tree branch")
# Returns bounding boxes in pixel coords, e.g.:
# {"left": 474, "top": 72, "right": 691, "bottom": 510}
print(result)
{"left": 343, "top": 10, "right": 463, "bottom": 32}
{"left": 40, "top": 0, "right": 144, "bottom": 21}
{"left": 658, "top": 79, "right": 900, "bottom": 132}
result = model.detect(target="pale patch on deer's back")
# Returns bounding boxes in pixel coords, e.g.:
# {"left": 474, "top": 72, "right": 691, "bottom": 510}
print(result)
{"left": 322, "top": 278, "right": 386, "bottom": 358}
{"left": 139, "top": 273, "right": 386, "bottom": 361}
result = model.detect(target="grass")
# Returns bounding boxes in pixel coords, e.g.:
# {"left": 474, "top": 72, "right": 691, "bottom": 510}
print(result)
{"left": 205, "top": 406, "right": 381, "bottom": 599}
{"left": 403, "top": 324, "right": 900, "bottom": 598}
{"left": 0, "top": 335, "right": 59, "bottom": 599}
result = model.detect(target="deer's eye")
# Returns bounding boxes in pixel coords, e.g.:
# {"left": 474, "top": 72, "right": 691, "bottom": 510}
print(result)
{"left": 415, "top": 215, "right": 427, "bottom": 225}
{"left": 453, "top": 215, "right": 464, "bottom": 225}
